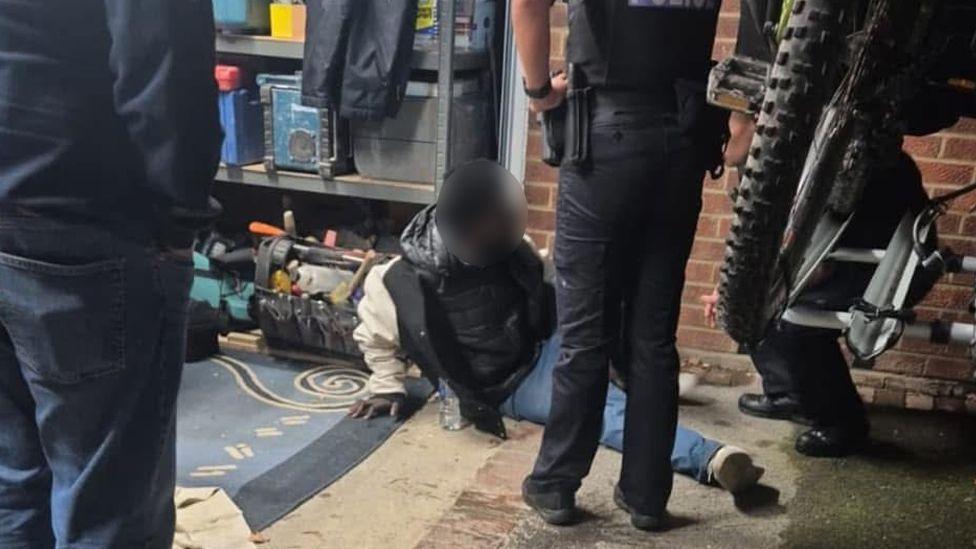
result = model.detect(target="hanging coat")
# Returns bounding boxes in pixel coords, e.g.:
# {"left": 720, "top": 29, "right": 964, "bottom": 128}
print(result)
{"left": 302, "top": 0, "right": 418, "bottom": 121}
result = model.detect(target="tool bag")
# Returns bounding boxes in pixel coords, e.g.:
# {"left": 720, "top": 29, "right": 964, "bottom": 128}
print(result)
{"left": 253, "top": 236, "right": 372, "bottom": 357}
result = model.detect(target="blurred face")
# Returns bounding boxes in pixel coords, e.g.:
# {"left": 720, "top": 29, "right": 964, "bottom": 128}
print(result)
{"left": 436, "top": 160, "right": 529, "bottom": 267}
{"left": 454, "top": 199, "right": 527, "bottom": 267}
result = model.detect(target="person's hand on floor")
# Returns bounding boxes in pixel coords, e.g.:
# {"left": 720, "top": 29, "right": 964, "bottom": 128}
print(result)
{"left": 348, "top": 394, "right": 405, "bottom": 419}
{"left": 700, "top": 288, "right": 719, "bottom": 328}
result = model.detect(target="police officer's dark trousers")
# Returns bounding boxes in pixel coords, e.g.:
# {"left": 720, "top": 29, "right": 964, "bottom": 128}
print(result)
{"left": 751, "top": 321, "right": 866, "bottom": 428}
{"left": 750, "top": 338, "right": 800, "bottom": 399}
{"left": 526, "top": 97, "right": 705, "bottom": 516}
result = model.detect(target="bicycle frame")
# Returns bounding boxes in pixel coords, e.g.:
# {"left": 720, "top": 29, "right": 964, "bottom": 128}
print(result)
{"left": 782, "top": 209, "right": 976, "bottom": 361}
{"left": 709, "top": 0, "right": 976, "bottom": 352}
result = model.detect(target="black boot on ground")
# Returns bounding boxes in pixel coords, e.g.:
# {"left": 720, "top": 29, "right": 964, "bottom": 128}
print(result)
{"left": 795, "top": 423, "right": 869, "bottom": 458}
{"left": 521, "top": 478, "right": 577, "bottom": 526}
{"left": 613, "top": 485, "right": 666, "bottom": 532}
{"left": 738, "top": 392, "right": 811, "bottom": 424}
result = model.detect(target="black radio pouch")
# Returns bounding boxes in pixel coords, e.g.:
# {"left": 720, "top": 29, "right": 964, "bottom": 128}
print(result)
{"left": 540, "top": 101, "right": 567, "bottom": 167}
{"left": 538, "top": 65, "right": 591, "bottom": 167}
{"left": 565, "top": 84, "right": 592, "bottom": 166}
{"left": 675, "top": 75, "right": 731, "bottom": 179}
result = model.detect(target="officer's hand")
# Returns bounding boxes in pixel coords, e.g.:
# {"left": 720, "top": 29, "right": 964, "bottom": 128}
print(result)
{"left": 348, "top": 394, "right": 405, "bottom": 419}
{"left": 529, "top": 72, "right": 569, "bottom": 113}
{"left": 700, "top": 289, "right": 719, "bottom": 328}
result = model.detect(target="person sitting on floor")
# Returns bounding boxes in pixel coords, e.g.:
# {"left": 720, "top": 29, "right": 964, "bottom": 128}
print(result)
{"left": 347, "top": 160, "right": 765, "bottom": 494}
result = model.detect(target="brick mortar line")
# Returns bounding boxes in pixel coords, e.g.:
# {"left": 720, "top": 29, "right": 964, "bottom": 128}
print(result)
{"left": 917, "top": 157, "right": 976, "bottom": 166}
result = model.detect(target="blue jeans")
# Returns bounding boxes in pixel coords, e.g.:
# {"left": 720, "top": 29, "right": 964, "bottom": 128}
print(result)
{"left": 500, "top": 336, "right": 721, "bottom": 484}
{"left": 0, "top": 211, "right": 193, "bottom": 548}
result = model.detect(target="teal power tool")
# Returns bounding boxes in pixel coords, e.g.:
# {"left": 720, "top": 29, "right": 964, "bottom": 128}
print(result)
{"left": 189, "top": 251, "right": 255, "bottom": 325}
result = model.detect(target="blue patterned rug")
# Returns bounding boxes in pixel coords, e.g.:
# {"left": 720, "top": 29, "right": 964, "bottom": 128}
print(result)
{"left": 176, "top": 349, "right": 432, "bottom": 530}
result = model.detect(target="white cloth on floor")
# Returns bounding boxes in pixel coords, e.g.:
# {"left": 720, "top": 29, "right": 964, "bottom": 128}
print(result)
{"left": 173, "top": 487, "right": 256, "bottom": 549}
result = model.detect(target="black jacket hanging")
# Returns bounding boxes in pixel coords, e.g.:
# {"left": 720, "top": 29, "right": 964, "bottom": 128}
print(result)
{"left": 302, "top": 0, "right": 418, "bottom": 121}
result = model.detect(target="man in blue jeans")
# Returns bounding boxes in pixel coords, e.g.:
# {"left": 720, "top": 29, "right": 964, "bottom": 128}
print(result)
{"left": 349, "top": 161, "right": 764, "bottom": 495}
{"left": 0, "top": 1, "right": 221, "bottom": 547}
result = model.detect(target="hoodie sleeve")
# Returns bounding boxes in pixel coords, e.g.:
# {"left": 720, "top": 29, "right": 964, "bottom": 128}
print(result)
{"left": 353, "top": 259, "right": 409, "bottom": 396}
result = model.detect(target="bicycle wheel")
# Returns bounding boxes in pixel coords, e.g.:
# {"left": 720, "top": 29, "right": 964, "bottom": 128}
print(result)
{"left": 717, "top": 0, "right": 850, "bottom": 346}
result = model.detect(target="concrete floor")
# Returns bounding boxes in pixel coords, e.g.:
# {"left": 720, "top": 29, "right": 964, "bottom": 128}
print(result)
{"left": 262, "top": 382, "right": 976, "bottom": 549}
{"left": 263, "top": 403, "right": 508, "bottom": 549}
{"left": 505, "top": 383, "right": 797, "bottom": 549}
{"left": 780, "top": 406, "right": 976, "bottom": 549}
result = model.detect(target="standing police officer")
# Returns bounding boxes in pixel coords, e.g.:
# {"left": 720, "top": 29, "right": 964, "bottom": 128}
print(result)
{"left": 512, "top": 0, "right": 724, "bottom": 531}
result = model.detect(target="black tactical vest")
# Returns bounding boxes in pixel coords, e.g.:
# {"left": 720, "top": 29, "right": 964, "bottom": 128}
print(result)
{"left": 384, "top": 241, "right": 554, "bottom": 410}
{"left": 431, "top": 264, "right": 534, "bottom": 387}
{"left": 567, "top": 0, "right": 721, "bottom": 91}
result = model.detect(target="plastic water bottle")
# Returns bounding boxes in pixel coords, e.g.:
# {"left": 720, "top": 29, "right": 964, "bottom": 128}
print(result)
{"left": 438, "top": 381, "right": 471, "bottom": 431}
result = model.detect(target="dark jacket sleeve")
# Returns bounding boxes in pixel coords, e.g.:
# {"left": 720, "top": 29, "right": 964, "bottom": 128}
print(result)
{"left": 103, "top": 0, "right": 222, "bottom": 220}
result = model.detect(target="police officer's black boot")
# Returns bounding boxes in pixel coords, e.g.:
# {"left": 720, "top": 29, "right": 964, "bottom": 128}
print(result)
{"left": 795, "top": 421, "right": 869, "bottom": 458}
{"left": 521, "top": 478, "right": 577, "bottom": 526}
{"left": 738, "top": 392, "right": 812, "bottom": 424}
{"left": 613, "top": 485, "right": 666, "bottom": 532}
{"left": 790, "top": 329, "right": 870, "bottom": 458}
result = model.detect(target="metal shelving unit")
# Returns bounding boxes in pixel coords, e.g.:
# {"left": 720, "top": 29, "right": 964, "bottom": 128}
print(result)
{"left": 213, "top": 0, "right": 482, "bottom": 203}
{"left": 433, "top": 0, "right": 456, "bottom": 192}
{"left": 216, "top": 34, "right": 304, "bottom": 59}
{"left": 215, "top": 164, "right": 436, "bottom": 204}
{"left": 215, "top": 34, "right": 489, "bottom": 72}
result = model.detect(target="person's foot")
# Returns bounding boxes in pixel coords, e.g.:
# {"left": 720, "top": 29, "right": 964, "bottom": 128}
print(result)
{"left": 707, "top": 446, "right": 765, "bottom": 493}
{"left": 738, "top": 392, "right": 811, "bottom": 424}
{"left": 795, "top": 424, "right": 869, "bottom": 458}
{"left": 521, "top": 478, "right": 577, "bottom": 526}
{"left": 613, "top": 485, "right": 666, "bottom": 531}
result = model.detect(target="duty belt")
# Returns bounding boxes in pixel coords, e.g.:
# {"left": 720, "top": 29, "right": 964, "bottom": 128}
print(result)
{"left": 590, "top": 89, "right": 678, "bottom": 115}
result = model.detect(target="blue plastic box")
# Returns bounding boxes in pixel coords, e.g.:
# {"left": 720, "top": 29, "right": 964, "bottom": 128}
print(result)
{"left": 213, "top": 0, "right": 271, "bottom": 33}
{"left": 257, "top": 73, "right": 352, "bottom": 177}
{"left": 218, "top": 89, "right": 264, "bottom": 166}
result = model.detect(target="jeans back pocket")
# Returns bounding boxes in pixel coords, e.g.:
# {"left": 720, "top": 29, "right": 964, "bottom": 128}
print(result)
{"left": 0, "top": 251, "right": 126, "bottom": 384}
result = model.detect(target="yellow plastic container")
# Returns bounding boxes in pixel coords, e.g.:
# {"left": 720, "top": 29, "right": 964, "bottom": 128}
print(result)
{"left": 270, "top": 4, "right": 306, "bottom": 40}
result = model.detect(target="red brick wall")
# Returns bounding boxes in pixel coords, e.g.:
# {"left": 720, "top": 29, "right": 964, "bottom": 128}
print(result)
{"left": 524, "top": 0, "right": 976, "bottom": 397}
